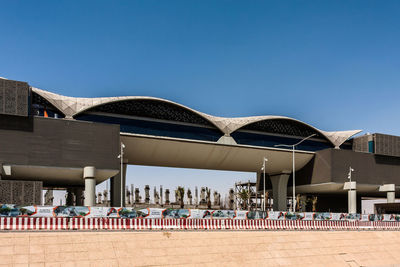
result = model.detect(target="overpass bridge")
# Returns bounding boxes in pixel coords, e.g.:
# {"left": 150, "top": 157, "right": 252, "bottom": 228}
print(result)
{"left": 5, "top": 77, "right": 394, "bottom": 213}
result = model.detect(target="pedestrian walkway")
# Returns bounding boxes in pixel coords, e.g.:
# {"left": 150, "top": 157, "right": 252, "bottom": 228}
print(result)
{"left": 1, "top": 230, "right": 400, "bottom": 266}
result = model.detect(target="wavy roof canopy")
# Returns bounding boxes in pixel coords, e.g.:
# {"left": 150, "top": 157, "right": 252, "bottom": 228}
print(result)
{"left": 32, "top": 87, "right": 362, "bottom": 148}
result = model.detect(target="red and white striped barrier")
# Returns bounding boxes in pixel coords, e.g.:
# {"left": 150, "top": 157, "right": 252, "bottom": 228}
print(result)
{"left": 0, "top": 217, "right": 69, "bottom": 230}
{"left": 2, "top": 217, "right": 400, "bottom": 231}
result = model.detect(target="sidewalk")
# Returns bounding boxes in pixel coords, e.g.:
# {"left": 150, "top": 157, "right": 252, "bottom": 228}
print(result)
{"left": 1, "top": 230, "right": 399, "bottom": 266}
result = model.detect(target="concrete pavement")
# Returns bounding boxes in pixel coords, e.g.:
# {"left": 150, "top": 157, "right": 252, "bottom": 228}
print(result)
{"left": 1, "top": 230, "right": 400, "bottom": 266}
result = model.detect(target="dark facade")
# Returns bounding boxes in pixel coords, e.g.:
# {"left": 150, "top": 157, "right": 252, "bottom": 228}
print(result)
{"left": 0, "top": 78, "right": 120, "bottom": 182}
{"left": 0, "top": 117, "right": 120, "bottom": 172}
{"left": 296, "top": 148, "right": 400, "bottom": 187}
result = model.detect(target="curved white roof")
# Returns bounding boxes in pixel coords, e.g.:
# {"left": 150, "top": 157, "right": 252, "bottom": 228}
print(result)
{"left": 32, "top": 87, "right": 362, "bottom": 148}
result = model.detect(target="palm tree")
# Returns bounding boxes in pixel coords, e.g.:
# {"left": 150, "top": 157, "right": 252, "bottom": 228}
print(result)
{"left": 187, "top": 189, "right": 192, "bottom": 206}
{"left": 264, "top": 191, "right": 269, "bottom": 210}
{"left": 175, "top": 186, "right": 185, "bottom": 208}
{"left": 206, "top": 187, "right": 211, "bottom": 209}
{"left": 296, "top": 194, "right": 301, "bottom": 212}
{"left": 312, "top": 196, "right": 318, "bottom": 212}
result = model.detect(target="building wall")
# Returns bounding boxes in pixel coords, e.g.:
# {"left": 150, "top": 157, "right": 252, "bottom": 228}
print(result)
{"left": 0, "top": 117, "right": 120, "bottom": 170}
{"left": 296, "top": 148, "right": 400, "bottom": 187}
{"left": 0, "top": 180, "right": 42, "bottom": 205}
{"left": 352, "top": 134, "right": 371, "bottom": 153}
{"left": 0, "top": 78, "right": 30, "bottom": 117}
{"left": 353, "top": 133, "right": 400, "bottom": 157}
{"left": 330, "top": 149, "right": 400, "bottom": 185}
{"left": 374, "top": 133, "right": 400, "bottom": 157}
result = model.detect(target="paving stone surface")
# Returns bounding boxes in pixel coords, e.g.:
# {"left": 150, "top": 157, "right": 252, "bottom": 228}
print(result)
{"left": 0, "top": 230, "right": 400, "bottom": 266}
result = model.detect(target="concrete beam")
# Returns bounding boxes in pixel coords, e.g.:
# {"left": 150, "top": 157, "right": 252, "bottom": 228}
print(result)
{"left": 379, "top": 184, "right": 396, "bottom": 203}
{"left": 379, "top": 184, "right": 395, "bottom": 192}
{"left": 2, "top": 165, "right": 11, "bottom": 176}
{"left": 343, "top": 181, "right": 356, "bottom": 190}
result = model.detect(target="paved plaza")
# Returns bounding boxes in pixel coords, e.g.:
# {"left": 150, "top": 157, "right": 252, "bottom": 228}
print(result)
{"left": 1, "top": 230, "right": 400, "bottom": 266}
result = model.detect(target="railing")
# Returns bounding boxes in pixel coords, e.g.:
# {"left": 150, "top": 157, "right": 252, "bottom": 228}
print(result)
{"left": 1, "top": 217, "right": 399, "bottom": 231}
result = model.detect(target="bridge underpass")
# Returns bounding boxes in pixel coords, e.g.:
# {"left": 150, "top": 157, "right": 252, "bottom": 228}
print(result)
{"left": 108, "top": 133, "right": 315, "bottom": 210}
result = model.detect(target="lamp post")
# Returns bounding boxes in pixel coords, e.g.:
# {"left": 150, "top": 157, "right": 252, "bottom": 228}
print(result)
{"left": 274, "top": 133, "right": 316, "bottom": 212}
{"left": 261, "top": 157, "right": 268, "bottom": 212}
{"left": 347, "top": 166, "right": 355, "bottom": 213}
{"left": 348, "top": 166, "right": 354, "bottom": 184}
{"left": 117, "top": 142, "right": 125, "bottom": 207}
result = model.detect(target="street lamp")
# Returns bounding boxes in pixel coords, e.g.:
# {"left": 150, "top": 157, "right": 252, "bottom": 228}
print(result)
{"left": 117, "top": 142, "right": 126, "bottom": 207}
{"left": 347, "top": 166, "right": 355, "bottom": 213}
{"left": 260, "top": 157, "right": 268, "bottom": 212}
{"left": 274, "top": 133, "right": 316, "bottom": 212}
{"left": 347, "top": 166, "right": 354, "bottom": 183}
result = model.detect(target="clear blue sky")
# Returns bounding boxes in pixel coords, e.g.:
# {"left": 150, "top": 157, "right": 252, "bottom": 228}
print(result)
{"left": 3, "top": 1, "right": 400, "bottom": 202}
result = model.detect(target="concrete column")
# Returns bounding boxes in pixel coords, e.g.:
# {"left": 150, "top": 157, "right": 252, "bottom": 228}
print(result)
{"left": 110, "top": 163, "right": 127, "bottom": 207}
{"left": 379, "top": 184, "right": 395, "bottom": 203}
{"left": 44, "top": 190, "right": 54, "bottom": 206}
{"left": 348, "top": 190, "right": 357, "bottom": 214}
{"left": 344, "top": 182, "right": 357, "bottom": 213}
{"left": 74, "top": 187, "right": 84, "bottom": 206}
{"left": 83, "top": 166, "right": 96, "bottom": 206}
{"left": 388, "top": 192, "right": 395, "bottom": 203}
{"left": 66, "top": 189, "right": 74, "bottom": 206}
{"left": 270, "top": 172, "right": 290, "bottom": 211}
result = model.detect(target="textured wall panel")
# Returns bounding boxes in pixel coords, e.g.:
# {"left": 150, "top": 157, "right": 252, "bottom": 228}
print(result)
{"left": 0, "top": 180, "right": 42, "bottom": 205}
{"left": 0, "top": 80, "right": 3, "bottom": 114}
{"left": 16, "top": 82, "right": 28, "bottom": 115}
{"left": 353, "top": 135, "right": 369, "bottom": 153}
{"left": 0, "top": 78, "right": 29, "bottom": 117}
{"left": 4, "top": 80, "right": 16, "bottom": 115}
{"left": 375, "top": 134, "right": 400, "bottom": 157}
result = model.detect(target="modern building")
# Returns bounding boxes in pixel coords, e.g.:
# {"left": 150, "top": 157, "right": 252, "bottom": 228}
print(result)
{"left": 0, "top": 77, "right": 399, "bottom": 211}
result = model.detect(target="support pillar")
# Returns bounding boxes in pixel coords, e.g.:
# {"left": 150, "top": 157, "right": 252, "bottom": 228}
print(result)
{"left": 379, "top": 184, "right": 396, "bottom": 203}
{"left": 83, "top": 166, "right": 96, "bottom": 206}
{"left": 344, "top": 182, "right": 357, "bottom": 214}
{"left": 110, "top": 163, "right": 127, "bottom": 207}
{"left": 270, "top": 172, "right": 290, "bottom": 211}
{"left": 388, "top": 191, "right": 395, "bottom": 203}
{"left": 74, "top": 187, "right": 84, "bottom": 206}
{"left": 44, "top": 190, "right": 54, "bottom": 206}
{"left": 66, "top": 189, "right": 74, "bottom": 206}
